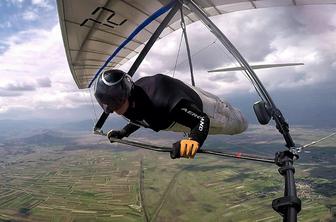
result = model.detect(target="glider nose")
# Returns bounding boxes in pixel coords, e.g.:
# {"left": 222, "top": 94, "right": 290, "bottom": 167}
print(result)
{"left": 235, "top": 108, "right": 248, "bottom": 134}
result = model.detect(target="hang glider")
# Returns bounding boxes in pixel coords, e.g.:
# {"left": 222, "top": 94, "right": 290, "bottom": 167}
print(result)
{"left": 57, "top": 2, "right": 336, "bottom": 221}
{"left": 208, "top": 63, "right": 304, "bottom": 73}
{"left": 57, "top": 0, "right": 336, "bottom": 89}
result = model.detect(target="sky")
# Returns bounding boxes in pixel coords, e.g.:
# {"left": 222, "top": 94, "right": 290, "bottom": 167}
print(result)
{"left": 0, "top": 0, "right": 336, "bottom": 127}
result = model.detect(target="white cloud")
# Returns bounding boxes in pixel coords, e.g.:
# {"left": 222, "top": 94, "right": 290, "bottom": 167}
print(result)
{"left": 0, "top": 21, "right": 12, "bottom": 29}
{"left": 6, "top": 0, "right": 24, "bottom": 6}
{"left": 22, "top": 10, "right": 39, "bottom": 21}
{"left": 31, "top": 0, "right": 52, "bottom": 9}
{"left": 0, "top": 24, "right": 92, "bottom": 117}
{"left": 132, "top": 6, "right": 336, "bottom": 96}
{"left": 36, "top": 77, "right": 51, "bottom": 87}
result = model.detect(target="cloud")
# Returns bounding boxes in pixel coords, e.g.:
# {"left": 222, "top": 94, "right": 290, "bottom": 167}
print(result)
{"left": 2, "top": 82, "right": 36, "bottom": 91}
{"left": 1, "top": 4, "right": 336, "bottom": 124}
{"left": 209, "top": 73, "right": 238, "bottom": 83}
{"left": 0, "top": 21, "right": 12, "bottom": 29}
{"left": 128, "top": 6, "right": 336, "bottom": 96}
{"left": 31, "top": 0, "right": 53, "bottom": 9}
{"left": 5, "top": 0, "right": 24, "bottom": 6}
{"left": 36, "top": 77, "right": 51, "bottom": 87}
{"left": 0, "top": 26, "right": 65, "bottom": 82}
{"left": 0, "top": 24, "right": 93, "bottom": 118}
{"left": 0, "top": 78, "right": 51, "bottom": 96}
{"left": 0, "top": 89, "right": 22, "bottom": 97}
{"left": 22, "top": 10, "right": 39, "bottom": 21}
{"left": 0, "top": 103, "right": 94, "bottom": 121}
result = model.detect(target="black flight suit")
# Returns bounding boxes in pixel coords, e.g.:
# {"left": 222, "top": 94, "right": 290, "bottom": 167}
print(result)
{"left": 119, "top": 74, "right": 210, "bottom": 147}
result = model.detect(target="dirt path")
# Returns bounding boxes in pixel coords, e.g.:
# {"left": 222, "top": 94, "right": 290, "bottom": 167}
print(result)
{"left": 139, "top": 159, "right": 149, "bottom": 222}
{"left": 150, "top": 165, "right": 194, "bottom": 222}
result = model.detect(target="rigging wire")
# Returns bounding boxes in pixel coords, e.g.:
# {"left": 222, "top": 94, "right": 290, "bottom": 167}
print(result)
{"left": 180, "top": 6, "right": 195, "bottom": 86}
{"left": 226, "top": 44, "right": 267, "bottom": 102}
{"left": 297, "top": 131, "right": 336, "bottom": 152}
{"left": 172, "top": 30, "right": 184, "bottom": 78}
{"left": 213, "top": 41, "right": 264, "bottom": 100}
{"left": 88, "top": 86, "right": 99, "bottom": 124}
{"left": 165, "top": 38, "right": 217, "bottom": 76}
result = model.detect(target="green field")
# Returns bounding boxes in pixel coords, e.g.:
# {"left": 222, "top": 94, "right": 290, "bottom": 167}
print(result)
{"left": 0, "top": 127, "right": 335, "bottom": 221}
{"left": 0, "top": 149, "right": 143, "bottom": 222}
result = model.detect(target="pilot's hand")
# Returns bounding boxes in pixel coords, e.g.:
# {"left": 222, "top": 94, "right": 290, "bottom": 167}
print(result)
{"left": 107, "top": 130, "right": 125, "bottom": 142}
{"left": 171, "top": 139, "right": 199, "bottom": 159}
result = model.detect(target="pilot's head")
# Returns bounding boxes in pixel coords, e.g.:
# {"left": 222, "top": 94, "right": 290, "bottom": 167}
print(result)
{"left": 94, "top": 69, "right": 133, "bottom": 115}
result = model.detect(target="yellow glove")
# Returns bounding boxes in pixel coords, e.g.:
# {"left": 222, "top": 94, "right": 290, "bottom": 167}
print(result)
{"left": 179, "top": 139, "right": 199, "bottom": 158}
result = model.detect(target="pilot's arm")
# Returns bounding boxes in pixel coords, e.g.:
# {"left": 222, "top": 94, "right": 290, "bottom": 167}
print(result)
{"left": 107, "top": 123, "right": 140, "bottom": 142}
{"left": 170, "top": 100, "right": 210, "bottom": 158}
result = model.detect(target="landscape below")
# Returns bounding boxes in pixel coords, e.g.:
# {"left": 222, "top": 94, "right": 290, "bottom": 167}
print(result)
{"left": 0, "top": 124, "right": 335, "bottom": 221}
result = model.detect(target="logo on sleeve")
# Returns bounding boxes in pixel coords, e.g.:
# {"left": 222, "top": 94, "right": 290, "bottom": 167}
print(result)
{"left": 199, "top": 117, "right": 204, "bottom": 131}
{"left": 181, "top": 108, "right": 202, "bottom": 119}
{"left": 181, "top": 108, "right": 204, "bottom": 131}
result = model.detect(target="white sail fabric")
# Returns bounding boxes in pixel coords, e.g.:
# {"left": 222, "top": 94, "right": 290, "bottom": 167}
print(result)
{"left": 57, "top": 0, "right": 336, "bottom": 89}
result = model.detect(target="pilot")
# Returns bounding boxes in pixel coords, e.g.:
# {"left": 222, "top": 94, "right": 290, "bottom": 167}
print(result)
{"left": 94, "top": 69, "right": 210, "bottom": 159}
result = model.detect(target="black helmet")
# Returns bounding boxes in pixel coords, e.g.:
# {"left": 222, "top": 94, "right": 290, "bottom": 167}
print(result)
{"left": 94, "top": 69, "right": 133, "bottom": 113}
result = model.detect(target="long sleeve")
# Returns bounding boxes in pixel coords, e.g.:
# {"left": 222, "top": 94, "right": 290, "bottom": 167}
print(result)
{"left": 120, "top": 123, "right": 140, "bottom": 137}
{"left": 171, "top": 100, "right": 210, "bottom": 146}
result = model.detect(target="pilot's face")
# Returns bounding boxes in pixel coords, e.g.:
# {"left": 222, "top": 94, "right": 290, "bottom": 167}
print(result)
{"left": 114, "top": 99, "right": 129, "bottom": 115}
